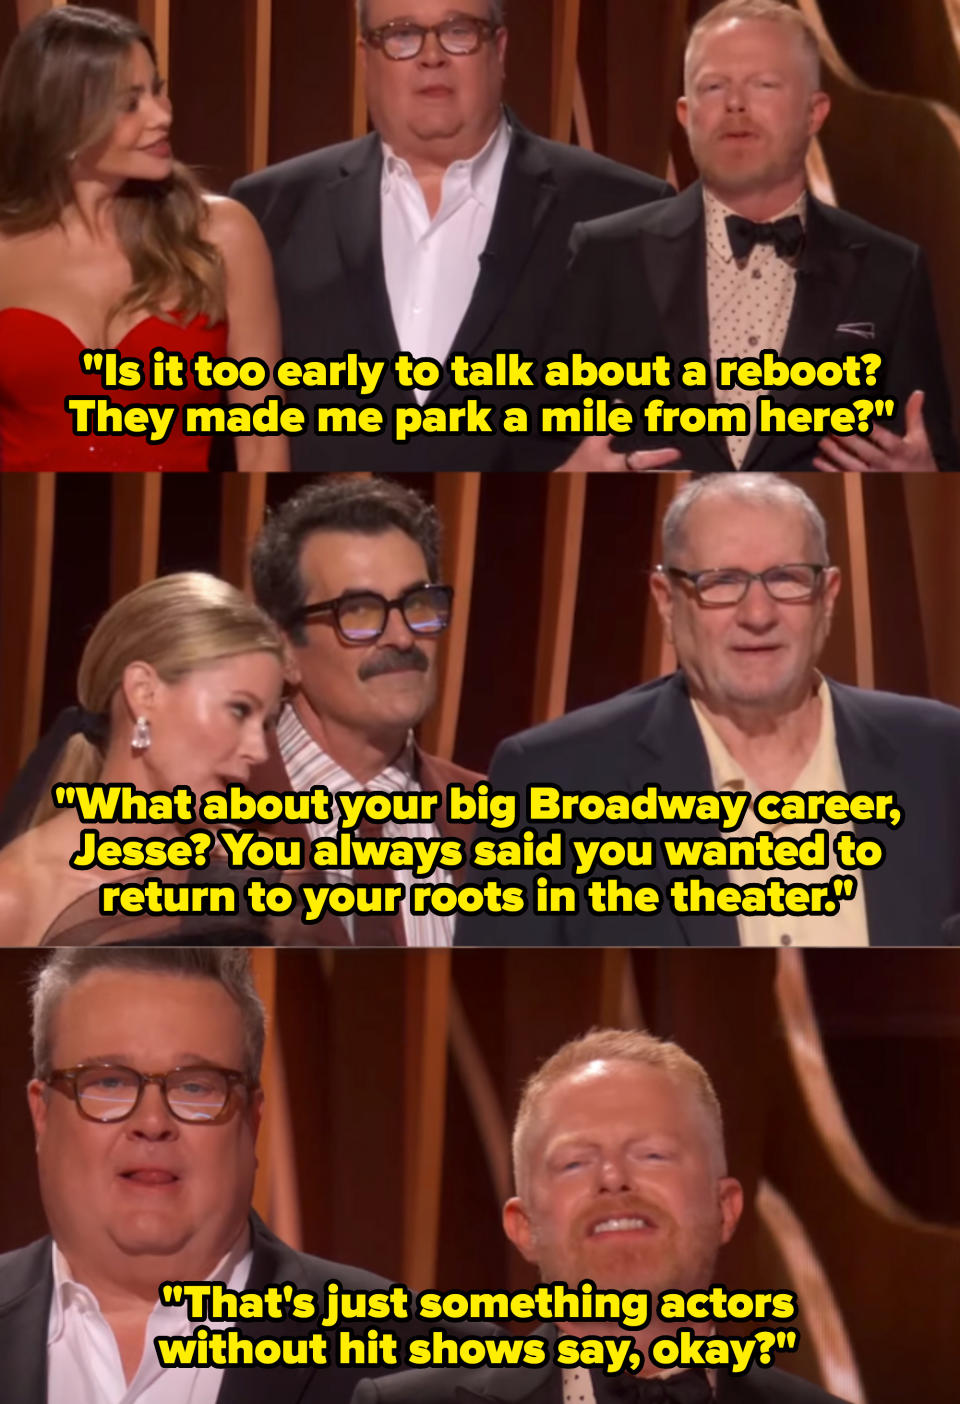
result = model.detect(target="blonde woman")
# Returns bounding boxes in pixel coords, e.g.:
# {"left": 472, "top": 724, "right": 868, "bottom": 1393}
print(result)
{"left": 0, "top": 573, "right": 285, "bottom": 945}
{"left": 0, "top": 7, "right": 287, "bottom": 470}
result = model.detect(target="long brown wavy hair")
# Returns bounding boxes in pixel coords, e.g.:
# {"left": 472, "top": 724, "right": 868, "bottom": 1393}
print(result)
{"left": 0, "top": 7, "right": 224, "bottom": 323}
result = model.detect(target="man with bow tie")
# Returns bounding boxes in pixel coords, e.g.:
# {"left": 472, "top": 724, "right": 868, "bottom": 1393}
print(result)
{"left": 548, "top": 0, "right": 958, "bottom": 473}
{"left": 349, "top": 1029, "right": 849, "bottom": 1404}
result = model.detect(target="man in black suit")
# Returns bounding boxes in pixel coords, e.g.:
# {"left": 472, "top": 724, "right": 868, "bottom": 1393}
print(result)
{"left": 231, "top": 0, "right": 673, "bottom": 473}
{"left": 540, "top": 0, "right": 958, "bottom": 473}
{"left": 0, "top": 949, "right": 427, "bottom": 1403}
{"left": 350, "top": 1028, "right": 849, "bottom": 1404}
{"left": 456, "top": 475, "right": 960, "bottom": 945}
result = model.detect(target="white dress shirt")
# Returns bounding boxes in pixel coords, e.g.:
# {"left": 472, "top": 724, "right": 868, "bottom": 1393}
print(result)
{"left": 381, "top": 115, "right": 512, "bottom": 401}
{"left": 47, "top": 1233, "right": 252, "bottom": 1404}
{"left": 277, "top": 705, "right": 454, "bottom": 947}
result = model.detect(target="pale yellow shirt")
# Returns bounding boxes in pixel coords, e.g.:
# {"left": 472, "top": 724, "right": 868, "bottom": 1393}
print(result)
{"left": 705, "top": 187, "right": 805, "bottom": 467}
{"left": 691, "top": 682, "right": 869, "bottom": 947}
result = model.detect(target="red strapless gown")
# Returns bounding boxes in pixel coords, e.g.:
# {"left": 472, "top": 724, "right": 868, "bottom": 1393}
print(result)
{"left": 0, "top": 308, "right": 228, "bottom": 470}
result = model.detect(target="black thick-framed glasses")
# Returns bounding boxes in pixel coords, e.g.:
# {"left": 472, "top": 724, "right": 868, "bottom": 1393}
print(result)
{"left": 47, "top": 1063, "right": 256, "bottom": 1124}
{"left": 295, "top": 583, "right": 454, "bottom": 644}
{"left": 364, "top": 15, "right": 499, "bottom": 60}
{"left": 659, "top": 563, "right": 829, "bottom": 606}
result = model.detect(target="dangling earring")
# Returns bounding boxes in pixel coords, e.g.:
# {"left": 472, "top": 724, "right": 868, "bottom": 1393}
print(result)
{"left": 131, "top": 715, "right": 152, "bottom": 752}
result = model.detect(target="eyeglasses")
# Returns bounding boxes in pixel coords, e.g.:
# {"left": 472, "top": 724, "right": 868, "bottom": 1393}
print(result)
{"left": 47, "top": 1063, "right": 256, "bottom": 1124}
{"left": 295, "top": 584, "right": 454, "bottom": 644}
{"left": 364, "top": 15, "right": 499, "bottom": 61}
{"left": 660, "top": 563, "right": 828, "bottom": 606}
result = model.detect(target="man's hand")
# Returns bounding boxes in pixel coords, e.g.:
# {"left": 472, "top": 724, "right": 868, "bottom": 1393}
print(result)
{"left": 556, "top": 434, "right": 682, "bottom": 473}
{"left": 813, "top": 389, "right": 937, "bottom": 473}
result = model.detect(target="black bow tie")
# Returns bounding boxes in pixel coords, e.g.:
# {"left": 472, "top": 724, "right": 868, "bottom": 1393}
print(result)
{"left": 592, "top": 1367, "right": 713, "bottom": 1404}
{"left": 725, "top": 212, "right": 804, "bottom": 263}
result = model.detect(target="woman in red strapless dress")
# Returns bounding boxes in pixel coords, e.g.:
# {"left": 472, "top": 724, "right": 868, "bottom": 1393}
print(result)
{"left": 0, "top": 8, "right": 287, "bottom": 471}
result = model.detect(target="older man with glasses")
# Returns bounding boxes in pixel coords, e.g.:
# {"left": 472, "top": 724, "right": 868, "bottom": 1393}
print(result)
{"left": 249, "top": 476, "right": 480, "bottom": 946}
{"left": 0, "top": 948, "right": 446, "bottom": 1404}
{"left": 231, "top": 0, "right": 673, "bottom": 473}
{"left": 457, "top": 473, "right": 960, "bottom": 946}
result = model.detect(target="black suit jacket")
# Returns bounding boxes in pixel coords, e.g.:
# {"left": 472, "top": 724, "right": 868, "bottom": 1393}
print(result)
{"left": 231, "top": 119, "right": 671, "bottom": 471}
{"left": 532, "top": 182, "right": 958, "bottom": 471}
{"left": 0, "top": 1214, "right": 433, "bottom": 1404}
{"left": 455, "top": 672, "right": 960, "bottom": 946}
{"left": 349, "top": 1325, "right": 848, "bottom": 1404}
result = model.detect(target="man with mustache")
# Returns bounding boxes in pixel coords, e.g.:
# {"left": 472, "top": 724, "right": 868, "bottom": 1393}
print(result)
{"left": 541, "top": 0, "right": 957, "bottom": 472}
{"left": 350, "top": 1028, "right": 848, "bottom": 1403}
{"left": 250, "top": 476, "right": 479, "bottom": 945}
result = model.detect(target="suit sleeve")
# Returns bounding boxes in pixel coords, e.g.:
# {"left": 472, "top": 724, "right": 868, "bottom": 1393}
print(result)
{"left": 454, "top": 737, "right": 568, "bottom": 945}
{"left": 885, "top": 248, "right": 959, "bottom": 470}
{"left": 228, "top": 171, "right": 266, "bottom": 222}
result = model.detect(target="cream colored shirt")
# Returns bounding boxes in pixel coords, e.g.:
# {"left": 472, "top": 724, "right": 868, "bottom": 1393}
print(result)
{"left": 705, "top": 187, "right": 805, "bottom": 467}
{"left": 691, "top": 682, "right": 869, "bottom": 947}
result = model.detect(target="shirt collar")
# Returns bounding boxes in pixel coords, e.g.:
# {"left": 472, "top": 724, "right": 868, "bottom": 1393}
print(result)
{"left": 704, "top": 185, "right": 808, "bottom": 264}
{"left": 281, "top": 701, "right": 417, "bottom": 791}
{"left": 692, "top": 674, "right": 832, "bottom": 792}
{"left": 381, "top": 109, "right": 511, "bottom": 207}
{"left": 48, "top": 1225, "right": 253, "bottom": 1345}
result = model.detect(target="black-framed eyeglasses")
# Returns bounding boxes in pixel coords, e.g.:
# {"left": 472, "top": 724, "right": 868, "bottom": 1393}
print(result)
{"left": 364, "top": 15, "right": 500, "bottom": 60}
{"left": 295, "top": 584, "right": 454, "bottom": 644}
{"left": 659, "top": 563, "right": 829, "bottom": 606}
{"left": 47, "top": 1063, "right": 256, "bottom": 1124}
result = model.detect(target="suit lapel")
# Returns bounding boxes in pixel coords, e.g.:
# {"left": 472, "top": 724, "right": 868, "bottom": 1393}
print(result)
{"left": 327, "top": 134, "right": 405, "bottom": 366}
{"left": 446, "top": 121, "right": 558, "bottom": 365}
{"left": 0, "top": 1239, "right": 51, "bottom": 1404}
{"left": 829, "top": 681, "right": 908, "bottom": 947}
{"left": 218, "top": 1218, "right": 319, "bottom": 1404}
{"left": 453, "top": 1325, "right": 561, "bottom": 1404}
{"left": 628, "top": 674, "right": 739, "bottom": 947}
{"left": 743, "top": 195, "right": 867, "bottom": 470}
{"left": 642, "top": 184, "right": 731, "bottom": 472}
{"left": 455, "top": 1375, "right": 560, "bottom": 1404}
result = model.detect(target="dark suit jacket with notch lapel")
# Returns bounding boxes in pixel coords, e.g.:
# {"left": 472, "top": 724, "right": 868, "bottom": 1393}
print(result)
{"left": 347, "top": 1323, "right": 850, "bottom": 1404}
{"left": 454, "top": 671, "right": 960, "bottom": 946}
{"left": 0, "top": 1213, "right": 439, "bottom": 1404}
{"left": 532, "top": 181, "right": 959, "bottom": 471}
{"left": 230, "top": 118, "right": 671, "bottom": 472}
{"left": 247, "top": 726, "right": 483, "bottom": 943}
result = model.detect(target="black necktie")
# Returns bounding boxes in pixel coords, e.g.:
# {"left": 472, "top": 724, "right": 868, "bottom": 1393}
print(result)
{"left": 593, "top": 1367, "right": 714, "bottom": 1404}
{"left": 725, "top": 212, "right": 804, "bottom": 263}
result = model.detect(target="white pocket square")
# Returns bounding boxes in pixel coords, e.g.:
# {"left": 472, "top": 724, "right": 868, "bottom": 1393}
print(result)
{"left": 836, "top": 322, "right": 876, "bottom": 339}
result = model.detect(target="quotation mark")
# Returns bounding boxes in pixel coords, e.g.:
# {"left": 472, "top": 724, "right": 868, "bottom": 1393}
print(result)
{"left": 832, "top": 876, "right": 856, "bottom": 900}
{"left": 81, "top": 351, "right": 104, "bottom": 374}
{"left": 160, "top": 1283, "right": 184, "bottom": 1306}
{"left": 54, "top": 785, "right": 75, "bottom": 806}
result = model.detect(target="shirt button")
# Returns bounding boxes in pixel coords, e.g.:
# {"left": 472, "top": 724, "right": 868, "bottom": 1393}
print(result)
{"left": 752, "top": 268, "right": 762, "bottom": 280}
{"left": 748, "top": 335, "right": 759, "bottom": 347}
{"left": 780, "top": 933, "right": 792, "bottom": 947}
